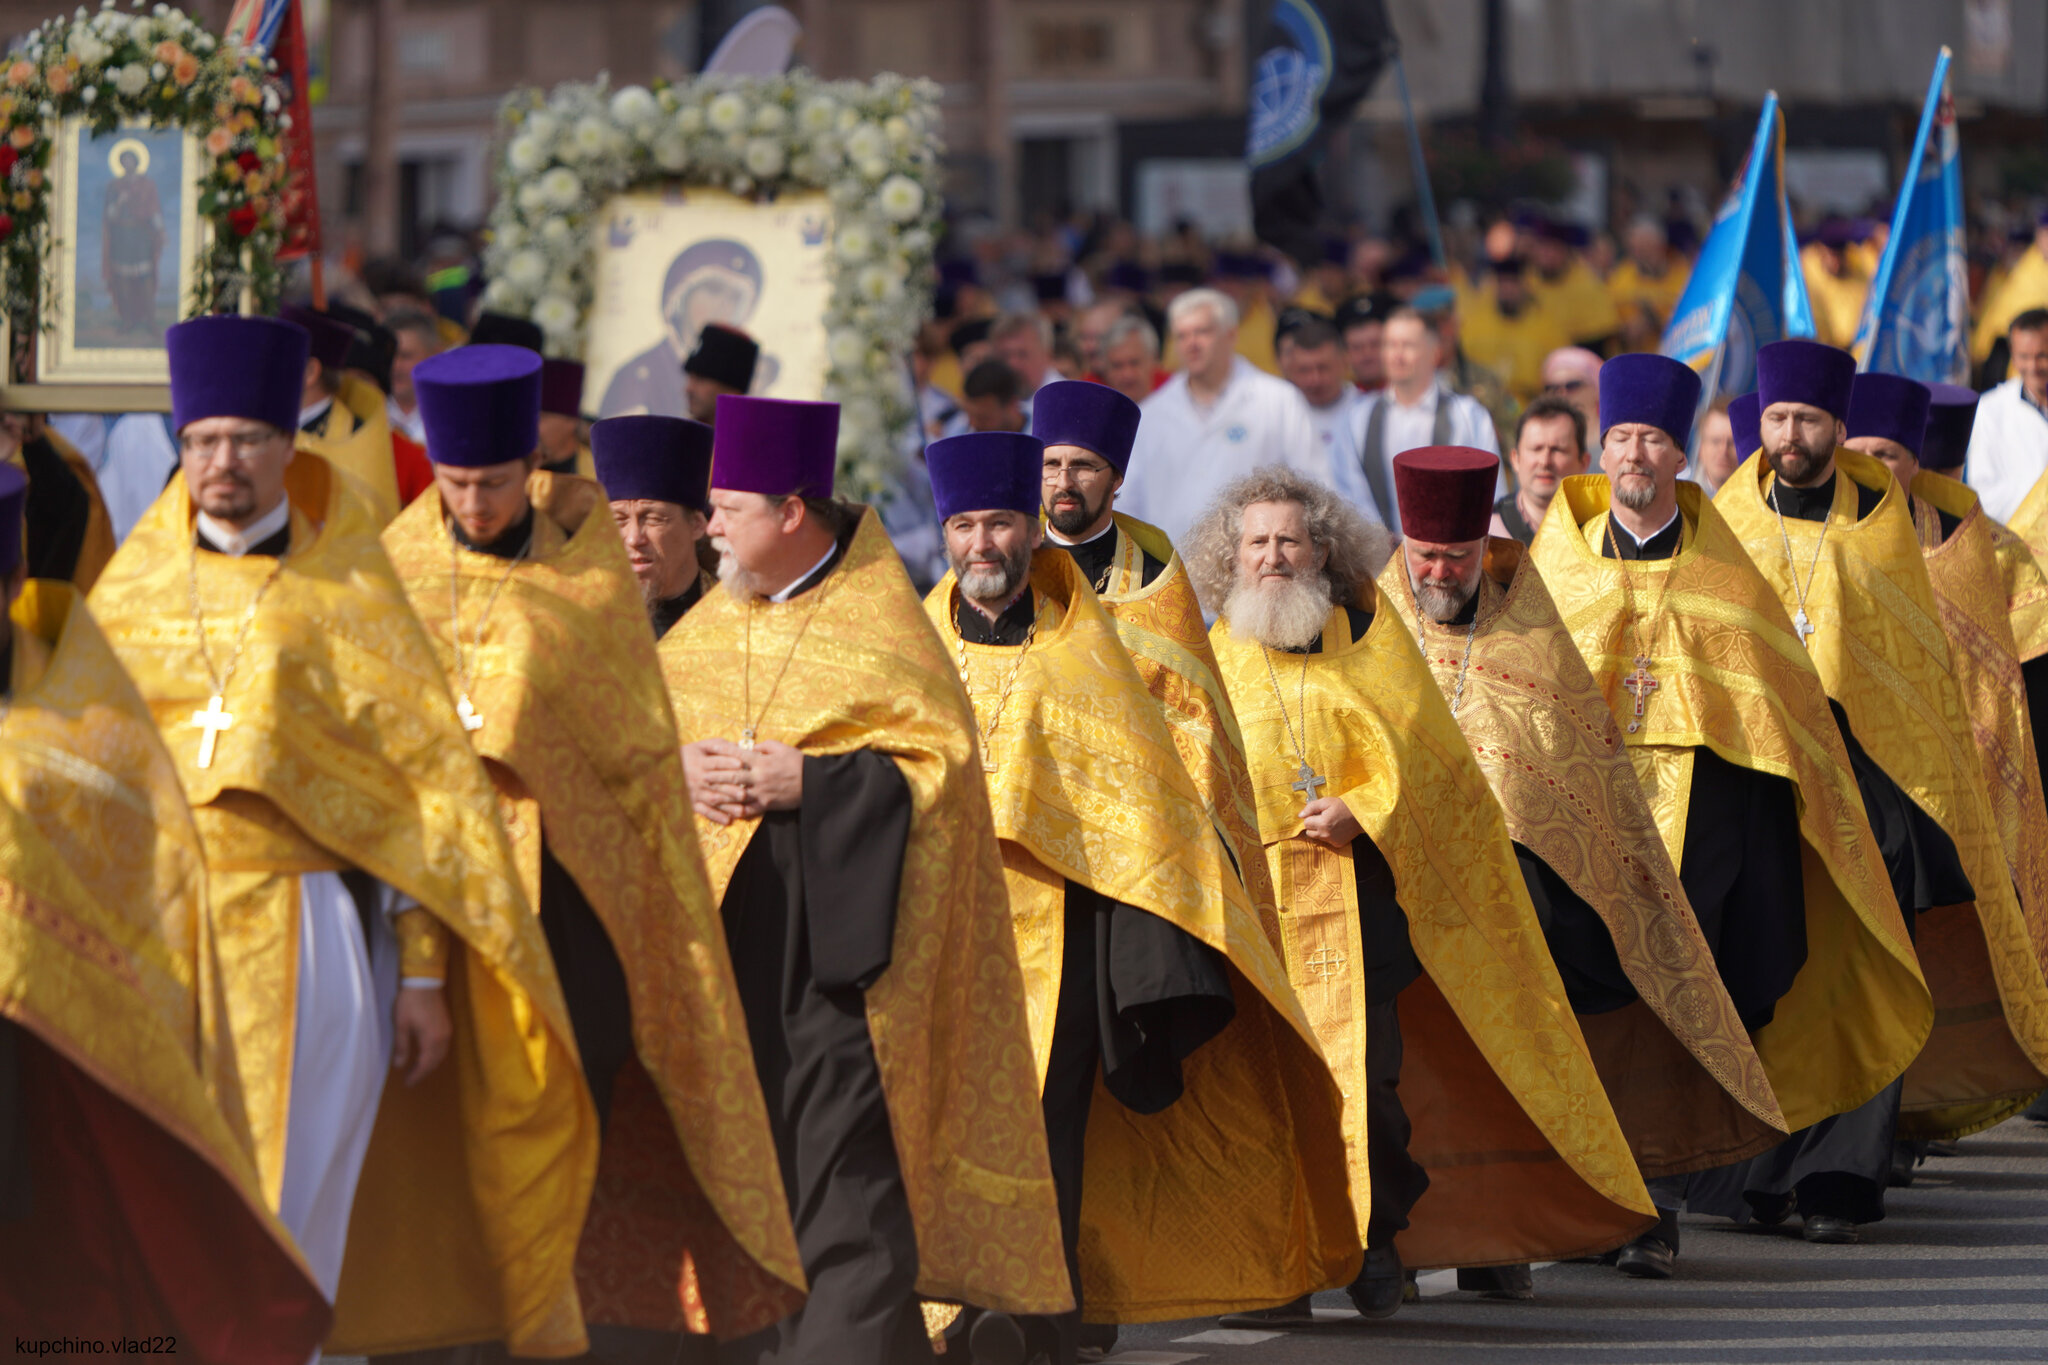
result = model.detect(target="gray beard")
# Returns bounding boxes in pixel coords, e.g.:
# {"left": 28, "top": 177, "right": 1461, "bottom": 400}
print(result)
{"left": 1409, "top": 569, "right": 1475, "bottom": 624}
{"left": 950, "top": 540, "right": 1034, "bottom": 609}
{"left": 713, "top": 538, "right": 765, "bottom": 602}
{"left": 1612, "top": 470, "right": 1658, "bottom": 511}
{"left": 1223, "top": 572, "right": 1334, "bottom": 651}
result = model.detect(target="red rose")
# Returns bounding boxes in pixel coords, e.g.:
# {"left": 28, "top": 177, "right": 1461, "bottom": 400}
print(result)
{"left": 227, "top": 204, "right": 259, "bottom": 236}
{"left": 0, "top": 145, "right": 16, "bottom": 175}
{"left": 236, "top": 150, "right": 261, "bottom": 172}
{"left": 0, "top": 214, "right": 13, "bottom": 239}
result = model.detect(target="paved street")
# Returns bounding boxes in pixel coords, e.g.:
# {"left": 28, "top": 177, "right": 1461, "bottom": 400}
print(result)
{"left": 1104, "top": 1116, "right": 2048, "bottom": 1365}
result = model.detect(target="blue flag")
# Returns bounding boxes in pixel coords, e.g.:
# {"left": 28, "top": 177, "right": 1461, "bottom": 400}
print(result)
{"left": 1661, "top": 94, "right": 1815, "bottom": 419}
{"left": 1853, "top": 49, "right": 1968, "bottom": 383}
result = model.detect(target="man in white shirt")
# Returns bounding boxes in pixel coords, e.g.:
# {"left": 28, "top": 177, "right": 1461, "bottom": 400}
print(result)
{"left": 1120, "top": 288, "right": 1336, "bottom": 546}
{"left": 1278, "top": 312, "right": 1384, "bottom": 524}
{"left": 1965, "top": 308, "right": 2048, "bottom": 523}
{"left": 1350, "top": 308, "right": 1502, "bottom": 537}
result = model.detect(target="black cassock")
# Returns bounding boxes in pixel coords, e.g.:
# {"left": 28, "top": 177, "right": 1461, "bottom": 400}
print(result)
{"left": 1680, "top": 475, "right": 1971, "bottom": 1228}
{"left": 956, "top": 589, "right": 1234, "bottom": 1360}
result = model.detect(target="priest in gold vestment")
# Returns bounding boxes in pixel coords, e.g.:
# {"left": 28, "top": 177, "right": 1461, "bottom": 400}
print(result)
{"left": 383, "top": 346, "right": 805, "bottom": 1349}
{"left": 1712, "top": 339, "right": 2047, "bottom": 1228}
{"left": 1531, "top": 350, "right": 1931, "bottom": 1250}
{"left": 920, "top": 431, "right": 1355, "bottom": 1359}
{"left": 0, "top": 472, "right": 329, "bottom": 1360}
{"left": 1380, "top": 440, "right": 1787, "bottom": 1284}
{"left": 666, "top": 396, "right": 1068, "bottom": 1364}
{"left": 1034, "top": 380, "right": 1281, "bottom": 963}
{"left": 1191, "top": 465, "right": 1654, "bottom": 1323}
{"left": 90, "top": 315, "right": 601, "bottom": 1358}
{"left": 590, "top": 414, "right": 717, "bottom": 639}
{"left": 284, "top": 302, "right": 405, "bottom": 527}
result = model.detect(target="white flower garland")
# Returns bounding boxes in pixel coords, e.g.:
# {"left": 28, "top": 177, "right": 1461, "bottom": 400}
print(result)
{"left": 482, "top": 71, "right": 942, "bottom": 500}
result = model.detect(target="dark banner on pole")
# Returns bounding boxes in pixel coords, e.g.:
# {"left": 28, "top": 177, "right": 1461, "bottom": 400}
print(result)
{"left": 1246, "top": 0, "right": 1395, "bottom": 268}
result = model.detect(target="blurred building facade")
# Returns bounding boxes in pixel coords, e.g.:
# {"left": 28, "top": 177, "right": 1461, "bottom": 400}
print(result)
{"left": 2, "top": 0, "right": 2044, "bottom": 249}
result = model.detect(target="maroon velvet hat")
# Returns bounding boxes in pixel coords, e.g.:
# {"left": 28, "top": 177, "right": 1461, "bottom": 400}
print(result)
{"left": 1393, "top": 445, "right": 1501, "bottom": 543}
{"left": 709, "top": 395, "right": 839, "bottom": 498}
{"left": 279, "top": 302, "right": 355, "bottom": 372}
{"left": 539, "top": 358, "right": 585, "bottom": 418}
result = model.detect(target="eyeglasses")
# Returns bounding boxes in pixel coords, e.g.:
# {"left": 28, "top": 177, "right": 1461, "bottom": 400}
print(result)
{"left": 182, "top": 430, "right": 287, "bottom": 465}
{"left": 1544, "top": 379, "right": 1589, "bottom": 394}
{"left": 1043, "top": 461, "right": 1112, "bottom": 484}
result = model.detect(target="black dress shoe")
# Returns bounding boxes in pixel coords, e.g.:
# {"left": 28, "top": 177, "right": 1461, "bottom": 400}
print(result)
{"left": 1614, "top": 1236, "right": 1676, "bottom": 1279}
{"left": 1801, "top": 1213, "right": 1860, "bottom": 1244}
{"left": 1216, "top": 1295, "right": 1316, "bottom": 1329}
{"left": 967, "top": 1311, "right": 1032, "bottom": 1365}
{"left": 1457, "top": 1264, "right": 1534, "bottom": 1299}
{"left": 1348, "top": 1246, "right": 1404, "bottom": 1319}
{"left": 1748, "top": 1191, "right": 1796, "bottom": 1226}
{"left": 1889, "top": 1144, "right": 1917, "bottom": 1188}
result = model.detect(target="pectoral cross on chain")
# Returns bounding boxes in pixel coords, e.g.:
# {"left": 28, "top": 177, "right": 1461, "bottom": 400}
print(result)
{"left": 1793, "top": 608, "right": 1816, "bottom": 647}
{"left": 456, "top": 694, "right": 484, "bottom": 733}
{"left": 190, "top": 694, "right": 234, "bottom": 769}
{"left": 1622, "top": 656, "right": 1659, "bottom": 734}
{"left": 1292, "top": 763, "right": 1327, "bottom": 800}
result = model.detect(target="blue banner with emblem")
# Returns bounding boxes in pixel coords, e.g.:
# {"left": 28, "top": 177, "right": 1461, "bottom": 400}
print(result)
{"left": 1853, "top": 49, "right": 1968, "bottom": 383}
{"left": 1660, "top": 93, "right": 1814, "bottom": 420}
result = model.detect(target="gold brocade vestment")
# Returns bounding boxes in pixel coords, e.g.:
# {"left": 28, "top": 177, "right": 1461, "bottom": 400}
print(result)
{"left": 1529, "top": 477, "right": 1930, "bottom": 1131}
{"left": 383, "top": 472, "right": 806, "bottom": 1339}
{"left": 658, "top": 509, "right": 1071, "bottom": 1317}
{"left": 1086, "top": 513, "right": 1284, "bottom": 960}
{"left": 1909, "top": 473, "right": 2048, "bottom": 976}
{"left": 922, "top": 549, "right": 1357, "bottom": 1320}
{"left": 1211, "top": 591, "right": 1656, "bottom": 1270}
{"left": 0, "top": 583, "right": 328, "bottom": 1359}
{"left": 1717, "top": 451, "right": 2048, "bottom": 1136}
{"left": 1376, "top": 541, "right": 1788, "bottom": 1175}
{"left": 299, "top": 372, "right": 403, "bottom": 527}
{"left": 89, "top": 454, "right": 601, "bottom": 1358}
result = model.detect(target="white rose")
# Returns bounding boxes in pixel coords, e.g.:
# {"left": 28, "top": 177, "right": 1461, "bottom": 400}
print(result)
{"left": 652, "top": 131, "right": 690, "bottom": 172}
{"left": 516, "top": 182, "right": 549, "bottom": 213}
{"left": 857, "top": 265, "right": 903, "bottom": 305}
{"left": 827, "top": 329, "right": 867, "bottom": 370}
{"left": 504, "top": 251, "right": 548, "bottom": 290}
{"left": 113, "top": 64, "right": 148, "bottom": 96}
{"left": 884, "top": 115, "right": 912, "bottom": 145}
{"left": 533, "top": 293, "right": 579, "bottom": 333}
{"left": 789, "top": 153, "right": 822, "bottom": 183}
{"left": 676, "top": 105, "right": 705, "bottom": 135}
{"left": 524, "top": 110, "right": 559, "bottom": 143}
{"left": 707, "top": 91, "right": 748, "bottom": 134}
{"left": 540, "top": 166, "right": 581, "bottom": 209}
{"left": 797, "top": 96, "right": 837, "bottom": 134}
{"left": 743, "top": 137, "right": 785, "bottom": 179}
{"left": 481, "top": 278, "right": 521, "bottom": 309}
{"left": 835, "top": 221, "right": 875, "bottom": 262}
{"left": 845, "top": 123, "right": 887, "bottom": 165}
{"left": 539, "top": 217, "right": 572, "bottom": 246}
{"left": 572, "top": 116, "right": 613, "bottom": 160}
{"left": 855, "top": 156, "right": 889, "bottom": 183}
{"left": 876, "top": 174, "right": 924, "bottom": 223}
{"left": 899, "top": 228, "right": 933, "bottom": 256}
{"left": 752, "top": 102, "right": 789, "bottom": 134}
{"left": 150, "top": 61, "right": 165, "bottom": 78}
{"left": 494, "top": 222, "right": 527, "bottom": 250}
{"left": 507, "top": 134, "right": 546, "bottom": 175}
{"left": 609, "top": 84, "right": 657, "bottom": 127}
{"left": 836, "top": 107, "right": 861, "bottom": 132}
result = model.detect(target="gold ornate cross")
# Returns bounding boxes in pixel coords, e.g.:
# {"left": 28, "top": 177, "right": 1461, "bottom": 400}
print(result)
{"left": 1306, "top": 947, "right": 1347, "bottom": 980}
{"left": 1622, "top": 656, "right": 1659, "bottom": 733}
{"left": 190, "top": 694, "right": 234, "bottom": 769}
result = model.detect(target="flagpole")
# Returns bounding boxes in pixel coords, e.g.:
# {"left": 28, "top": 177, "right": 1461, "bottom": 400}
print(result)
{"left": 1392, "top": 53, "right": 1447, "bottom": 271}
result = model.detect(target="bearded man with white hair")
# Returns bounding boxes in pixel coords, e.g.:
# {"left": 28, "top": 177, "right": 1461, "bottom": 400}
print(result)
{"left": 1193, "top": 466, "right": 1655, "bottom": 1329}
{"left": 1117, "top": 288, "right": 1346, "bottom": 547}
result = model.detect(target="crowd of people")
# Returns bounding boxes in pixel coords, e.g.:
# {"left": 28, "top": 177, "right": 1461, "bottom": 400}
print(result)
{"left": 4, "top": 186, "right": 2048, "bottom": 1365}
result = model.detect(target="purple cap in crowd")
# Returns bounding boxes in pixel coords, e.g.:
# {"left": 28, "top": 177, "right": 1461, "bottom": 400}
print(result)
{"left": 1757, "top": 340, "right": 1857, "bottom": 421}
{"left": 591, "top": 415, "right": 713, "bottom": 513}
{"left": 167, "top": 314, "right": 311, "bottom": 436}
{"left": 926, "top": 431, "right": 1044, "bottom": 522}
{"left": 710, "top": 396, "right": 839, "bottom": 499}
{"left": 415, "top": 345, "right": 542, "bottom": 468}
{"left": 1845, "top": 373, "right": 1931, "bottom": 456}
{"left": 1598, "top": 352, "right": 1702, "bottom": 447}
{"left": 539, "top": 358, "right": 585, "bottom": 419}
{"left": 1729, "top": 392, "right": 1761, "bottom": 461}
{"left": 1032, "top": 380, "right": 1142, "bottom": 474}
{"left": 1919, "top": 383, "right": 1980, "bottom": 473}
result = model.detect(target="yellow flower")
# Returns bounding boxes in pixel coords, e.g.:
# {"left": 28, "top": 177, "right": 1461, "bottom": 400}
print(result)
{"left": 220, "top": 160, "right": 241, "bottom": 182}
{"left": 10, "top": 190, "right": 29, "bottom": 210}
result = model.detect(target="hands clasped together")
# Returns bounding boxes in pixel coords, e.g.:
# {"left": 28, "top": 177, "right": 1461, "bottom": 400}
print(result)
{"left": 684, "top": 738, "right": 806, "bottom": 824}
